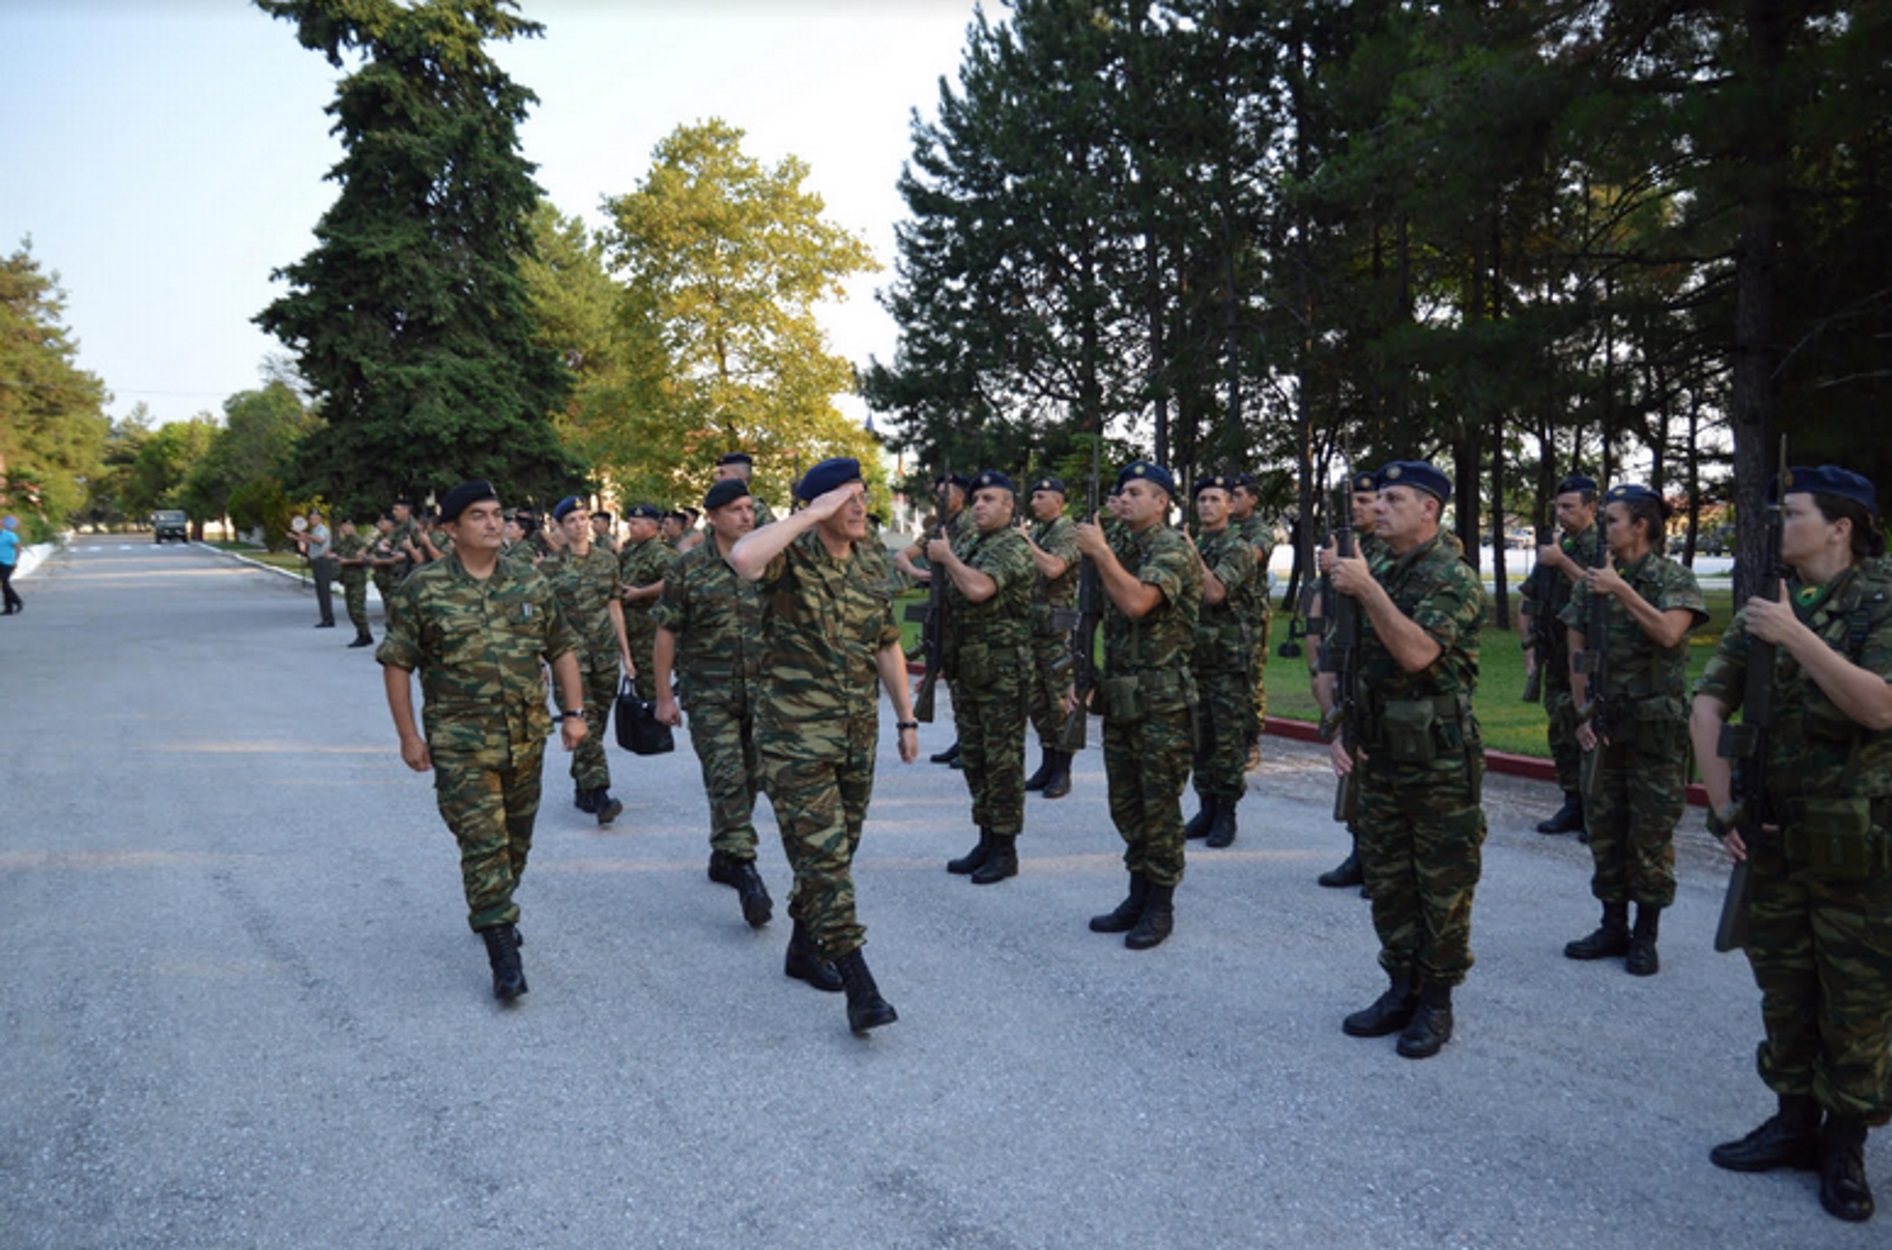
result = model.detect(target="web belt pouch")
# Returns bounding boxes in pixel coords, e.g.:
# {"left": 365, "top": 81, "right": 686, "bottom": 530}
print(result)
{"left": 1381, "top": 697, "right": 1440, "bottom": 766}
{"left": 955, "top": 641, "right": 992, "bottom": 688}
{"left": 1044, "top": 606, "right": 1080, "bottom": 634}
{"left": 1099, "top": 674, "right": 1146, "bottom": 724}
{"left": 1140, "top": 667, "right": 1191, "bottom": 715}
{"left": 1626, "top": 695, "right": 1684, "bottom": 754}
{"left": 1783, "top": 797, "right": 1887, "bottom": 880}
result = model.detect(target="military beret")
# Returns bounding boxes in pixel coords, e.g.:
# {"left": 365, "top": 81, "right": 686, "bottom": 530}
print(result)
{"left": 970, "top": 469, "right": 1016, "bottom": 494}
{"left": 437, "top": 480, "right": 498, "bottom": 523}
{"left": 1115, "top": 459, "right": 1176, "bottom": 497}
{"left": 624, "top": 503, "right": 662, "bottom": 521}
{"left": 702, "top": 478, "right": 751, "bottom": 511}
{"left": 1231, "top": 472, "right": 1261, "bottom": 492}
{"left": 1032, "top": 477, "right": 1067, "bottom": 495}
{"left": 1557, "top": 474, "right": 1599, "bottom": 496}
{"left": 392, "top": 496, "right": 414, "bottom": 508}
{"left": 1782, "top": 464, "right": 1880, "bottom": 517}
{"left": 934, "top": 472, "right": 973, "bottom": 492}
{"left": 716, "top": 451, "right": 754, "bottom": 467}
{"left": 1377, "top": 461, "right": 1452, "bottom": 503}
{"left": 1194, "top": 474, "right": 1235, "bottom": 498}
{"left": 798, "top": 457, "right": 864, "bottom": 501}
{"left": 551, "top": 495, "right": 585, "bottom": 522}
{"left": 1349, "top": 471, "right": 1379, "bottom": 494}
{"left": 1605, "top": 482, "right": 1661, "bottom": 506}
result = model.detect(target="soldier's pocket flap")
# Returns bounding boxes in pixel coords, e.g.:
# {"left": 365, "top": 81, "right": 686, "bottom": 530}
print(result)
{"left": 425, "top": 718, "right": 494, "bottom": 754}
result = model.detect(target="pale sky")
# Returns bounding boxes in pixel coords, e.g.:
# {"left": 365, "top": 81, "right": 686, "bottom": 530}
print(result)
{"left": 0, "top": 0, "right": 983, "bottom": 429}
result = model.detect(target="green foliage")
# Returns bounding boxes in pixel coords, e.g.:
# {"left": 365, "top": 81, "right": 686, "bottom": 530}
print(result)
{"left": 0, "top": 239, "right": 110, "bottom": 534}
{"left": 182, "top": 382, "right": 315, "bottom": 524}
{"left": 227, "top": 477, "right": 296, "bottom": 551}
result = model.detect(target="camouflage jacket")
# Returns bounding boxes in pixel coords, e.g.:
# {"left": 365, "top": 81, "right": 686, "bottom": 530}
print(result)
{"left": 1522, "top": 524, "right": 1601, "bottom": 677}
{"left": 751, "top": 496, "right": 778, "bottom": 527}
{"left": 651, "top": 538, "right": 764, "bottom": 703}
{"left": 755, "top": 529, "right": 901, "bottom": 730}
{"left": 1233, "top": 512, "right": 1275, "bottom": 625}
{"left": 1561, "top": 551, "right": 1706, "bottom": 704}
{"left": 376, "top": 554, "right": 578, "bottom": 754}
{"left": 1193, "top": 525, "right": 1257, "bottom": 673}
{"left": 332, "top": 531, "right": 370, "bottom": 581}
{"left": 542, "top": 542, "right": 623, "bottom": 662}
{"left": 1029, "top": 515, "right": 1081, "bottom": 633}
{"left": 944, "top": 523, "right": 1034, "bottom": 672}
{"left": 1356, "top": 532, "right": 1484, "bottom": 720}
{"left": 619, "top": 537, "right": 677, "bottom": 622}
{"left": 1103, "top": 523, "right": 1201, "bottom": 677}
{"left": 388, "top": 518, "right": 423, "bottom": 577}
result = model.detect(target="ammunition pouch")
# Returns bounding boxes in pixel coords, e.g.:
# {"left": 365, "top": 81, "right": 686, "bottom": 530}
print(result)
{"left": 1194, "top": 619, "right": 1251, "bottom": 673}
{"left": 1779, "top": 796, "right": 1892, "bottom": 881}
{"left": 1619, "top": 695, "right": 1687, "bottom": 755}
{"left": 1368, "top": 692, "right": 1472, "bottom": 767}
{"left": 1099, "top": 667, "right": 1194, "bottom": 726}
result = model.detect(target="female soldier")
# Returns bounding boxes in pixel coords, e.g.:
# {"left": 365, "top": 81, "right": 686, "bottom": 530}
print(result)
{"left": 1691, "top": 465, "right": 1892, "bottom": 1224}
{"left": 1560, "top": 484, "right": 1706, "bottom": 974}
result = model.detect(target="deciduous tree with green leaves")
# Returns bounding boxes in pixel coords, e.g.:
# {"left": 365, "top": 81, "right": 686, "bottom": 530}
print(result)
{"left": 0, "top": 239, "right": 109, "bottom": 541}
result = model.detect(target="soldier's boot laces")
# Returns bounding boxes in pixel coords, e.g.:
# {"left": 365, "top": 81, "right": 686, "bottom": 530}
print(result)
{"left": 1089, "top": 872, "right": 1149, "bottom": 933}
{"left": 971, "top": 834, "right": 1018, "bottom": 885}
{"left": 947, "top": 828, "right": 993, "bottom": 875}
{"left": 1124, "top": 882, "right": 1174, "bottom": 950}
{"left": 1024, "top": 748, "right": 1056, "bottom": 792}
{"left": 836, "top": 948, "right": 898, "bottom": 1034}
{"left": 1709, "top": 1094, "right": 1823, "bottom": 1173}
{"left": 1396, "top": 984, "right": 1453, "bottom": 1059}
{"left": 783, "top": 920, "right": 843, "bottom": 993}
{"left": 574, "top": 782, "right": 597, "bottom": 814}
{"left": 593, "top": 789, "right": 624, "bottom": 827}
{"left": 1624, "top": 904, "right": 1661, "bottom": 976}
{"left": 1205, "top": 799, "right": 1238, "bottom": 849}
{"left": 1821, "top": 1114, "right": 1875, "bottom": 1223}
{"left": 1343, "top": 972, "right": 1417, "bottom": 1038}
{"left": 1318, "top": 848, "right": 1364, "bottom": 889}
{"left": 1564, "top": 901, "right": 1631, "bottom": 961}
{"left": 732, "top": 859, "right": 773, "bottom": 929}
{"left": 1535, "top": 790, "right": 1584, "bottom": 835}
{"left": 1184, "top": 798, "right": 1218, "bottom": 841}
{"left": 1040, "top": 751, "right": 1072, "bottom": 799}
{"left": 481, "top": 923, "right": 527, "bottom": 1002}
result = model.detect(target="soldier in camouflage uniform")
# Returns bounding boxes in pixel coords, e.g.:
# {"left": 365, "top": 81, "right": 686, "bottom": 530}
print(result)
{"left": 377, "top": 481, "right": 588, "bottom": 1003}
{"left": 1020, "top": 476, "right": 1081, "bottom": 798}
{"left": 617, "top": 503, "right": 676, "bottom": 703}
{"left": 1558, "top": 484, "right": 1705, "bottom": 974}
{"left": 653, "top": 478, "right": 774, "bottom": 931}
{"left": 543, "top": 495, "right": 634, "bottom": 827}
{"left": 717, "top": 451, "right": 776, "bottom": 526}
{"left": 387, "top": 497, "right": 424, "bottom": 585}
{"left": 730, "top": 458, "right": 920, "bottom": 1033}
{"left": 1185, "top": 476, "right": 1257, "bottom": 849}
{"left": 1076, "top": 460, "right": 1201, "bottom": 950}
{"left": 368, "top": 514, "right": 401, "bottom": 615}
{"left": 896, "top": 474, "right": 973, "bottom": 767}
{"left": 930, "top": 470, "right": 1036, "bottom": 884}
{"left": 1520, "top": 474, "right": 1602, "bottom": 836}
{"left": 331, "top": 517, "right": 374, "bottom": 647}
{"left": 1229, "top": 472, "right": 1275, "bottom": 768}
{"left": 1328, "top": 461, "right": 1486, "bottom": 1060}
{"left": 1694, "top": 465, "right": 1892, "bottom": 1225}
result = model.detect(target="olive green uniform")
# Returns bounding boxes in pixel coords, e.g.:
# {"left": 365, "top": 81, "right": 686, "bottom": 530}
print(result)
{"left": 1523, "top": 525, "right": 1602, "bottom": 791}
{"left": 945, "top": 524, "right": 1036, "bottom": 837}
{"left": 1192, "top": 525, "right": 1257, "bottom": 803}
{"left": 1235, "top": 512, "right": 1274, "bottom": 736}
{"left": 1027, "top": 515, "right": 1081, "bottom": 750}
{"left": 619, "top": 535, "right": 677, "bottom": 702}
{"left": 542, "top": 543, "right": 625, "bottom": 794}
{"left": 332, "top": 530, "right": 372, "bottom": 637}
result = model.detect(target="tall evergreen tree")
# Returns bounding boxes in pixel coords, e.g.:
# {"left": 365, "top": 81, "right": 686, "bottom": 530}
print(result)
{"left": 0, "top": 238, "right": 110, "bottom": 537}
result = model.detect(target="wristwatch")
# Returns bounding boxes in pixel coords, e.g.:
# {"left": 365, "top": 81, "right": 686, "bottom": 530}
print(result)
{"left": 561, "top": 709, "right": 587, "bottom": 721}
{"left": 895, "top": 721, "right": 919, "bottom": 731}
{"left": 1705, "top": 805, "right": 1734, "bottom": 838}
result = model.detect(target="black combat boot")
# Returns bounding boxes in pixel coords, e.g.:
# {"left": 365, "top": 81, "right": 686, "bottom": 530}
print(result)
{"left": 1184, "top": 798, "right": 1218, "bottom": 841}
{"left": 1709, "top": 1094, "right": 1823, "bottom": 1172}
{"left": 593, "top": 789, "right": 624, "bottom": 827}
{"left": 1624, "top": 904, "right": 1662, "bottom": 976}
{"left": 835, "top": 948, "right": 898, "bottom": 1033}
{"left": 1564, "top": 901, "right": 1631, "bottom": 960}
{"left": 1041, "top": 751, "right": 1072, "bottom": 799}
{"left": 1024, "top": 748, "right": 1056, "bottom": 792}
{"left": 783, "top": 919, "right": 843, "bottom": 992}
{"left": 707, "top": 849, "right": 738, "bottom": 886}
{"left": 349, "top": 632, "right": 374, "bottom": 648}
{"left": 1089, "top": 872, "right": 1150, "bottom": 933}
{"left": 1343, "top": 971, "right": 1417, "bottom": 1038}
{"left": 947, "top": 828, "right": 993, "bottom": 875}
{"left": 971, "top": 834, "right": 1018, "bottom": 885}
{"left": 574, "top": 782, "right": 597, "bottom": 814}
{"left": 732, "top": 859, "right": 773, "bottom": 928}
{"left": 1124, "top": 882, "right": 1175, "bottom": 949}
{"left": 480, "top": 923, "right": 527, "bottom": 1002}
{"left": 1821, "top": 1114, "right": 1875, "bottom": 1223}
{"left": 1396, "top": 983, "right": 1454, "bottom": 1059}
{"left": 1536, "top": 790, "right": 1584, "bottom": 835}
{"left": 1319, "top": 846, "right": 1364, "bottom": 889}
{"left": 930, "top": 741, "right": 961, "bottom": 765}
{"left": 1205, "top": 799, "right": 1238, "bottom": 849}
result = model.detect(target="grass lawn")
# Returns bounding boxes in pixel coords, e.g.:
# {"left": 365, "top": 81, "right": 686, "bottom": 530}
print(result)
{"left": 207, "top": 540, "right": 309, "bottom": 575}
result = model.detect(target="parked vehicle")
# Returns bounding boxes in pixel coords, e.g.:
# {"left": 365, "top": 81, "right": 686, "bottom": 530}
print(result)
{"left": 153, "top": 510, "right": 189, "bottom": 543}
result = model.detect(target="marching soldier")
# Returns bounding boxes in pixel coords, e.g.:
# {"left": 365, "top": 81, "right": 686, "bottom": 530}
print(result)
{"left": 896, "top": 473, "right": 972, "bottom": 767}
{"left": 331, "top": 516, "right": 375, "bottom": 647}
{"left": 653, "top": 478, "right": 776, "bottom": 933}
{"left": 716, "top": 451, "right": 776, "bottom": 526}
{"left": 730, "top": 458, "right": 921, "bottom": 1033}
{"left": 1520, "top": 474, "right": 1602, "bottom": 837}
{"left": 617, "top": 503, "right": 676, "bottom": 703}
{"left": 1559, "top": 484, "right": 1705, "bottom": 974}
{"left": 931, "top": 470, "right": 1035, "bottom": 884}
{"left": 1327, "top": 460, "right": 1486, "bottom": 1059}
{"left": 543, "top": 495, "right": 634, "bottom": 826}
{"left": 377, "top": 480, "right": 588, "bottom": 1003}
{"left": 1185, "top": 475, "right": 1258, "bottom": 849}
{"left": 1229, "top": 472, "right": 1275, "bottom": 769}
{"left": 1075, "top": 460, "right": 1201, "bottom": 950}
{"left": 1020, "top": 476, "right": 1081, "bottom": 799}
{"left": 1693, "top": 465, "right": 1892, "bottom": 1225}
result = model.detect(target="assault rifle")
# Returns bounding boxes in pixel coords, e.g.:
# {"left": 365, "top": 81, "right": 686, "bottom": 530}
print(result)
{"left": 1321, "top": 474, "right": 1363, "bottom": 822}
{"left": 1575, "top": 520, "right": 1614, "bottom": 802}
{"left": 1716, "top": 435, "right": 1790, "bottom": 952}
{"left": 1058, "top": 434, "right": 1106, "bottom": 754}
{"left": 906, "top": 463, "right": 952, "bottom": 724}
{"left": 1522, "top": 524, "right": 1555, "bottom": 703}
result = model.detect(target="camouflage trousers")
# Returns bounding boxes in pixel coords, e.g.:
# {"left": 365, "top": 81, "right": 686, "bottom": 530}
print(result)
{"left": 1582, "top": 734, "right": 1684, "bottom": 908}
{"left": 1193, "top": 666, "right": 1252, "bottom": 802}
{"left": 1026, "top": 631, "right": 1070, "bottom": 749}
{"left": 952, "top": 658, "right": 1028, "bottom": 837}
{"left": 432, "top": 741, "right": 545, "bottom": 931}
{"left": 1543, "top": 682, "right": 1581, "bottom": 792}
{"left": 372, "top": 570, "right": 396, "bottom": 619}
{"left": 1102, "top": 701, "right": 1193, "bottom": 888}
{"left": 758, "top": 716, "right": 878, "bottom": 958}
{"left": 567, "top": 651, "right": 620, "bottom": 792}
{"left": 1248, "top": 605, "right": 1272, "bottom": 739}
{"left": 1356, "top": 751, "right": 1487, "bottom": 987}
{"left": 340, "top": 571, "right": 370, "bottom": 635}
{"left": 625, "top": 618, "right": 658, "bottom": 703}
{"left": 1743, "top": 829, "right": 1892, "bottom": 1124}
{"left": 685, "top": 692, "right": 761, "bottom": 858}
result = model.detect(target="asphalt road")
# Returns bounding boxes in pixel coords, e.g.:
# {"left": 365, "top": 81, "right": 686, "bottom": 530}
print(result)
{"left": 1, "top": 537, "right": 1879, "bottom": 1249}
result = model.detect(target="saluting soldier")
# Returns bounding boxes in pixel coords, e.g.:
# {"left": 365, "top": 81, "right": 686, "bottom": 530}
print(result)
{"left": 617, "top": 503, "right": 676, "bottom": 703}
{"left": 542, "top": 495, "right": 635, "bottom": 827}
{"left": 1020, "top": 476, "right": 1081, "bottom": 799}
{"left": 331, "top": 516, "right": 375, "bottom": 647}
{"left": 1328, "top": 460, "right": 1486, "bottom": 1060}
{"left": 653, "top": 478, "right": 776, "bottom": 934}
{"left": 1228, "top": 472, "right": 1275, "bottom": 769}
{"left": 716, "top": 451, "right": 776, "bottom": 526}
{"left": 1185, "top": 475, "right": 1258, "bottom": 849}
{"left": 896, "top": 473, "right": 973, "bottom": 767}
{"left": 1522, "top": 474, "right": 1603, "bottom": 838}
{"left": 1693, "top": 465, "right": 1892, "bottom": 1225}
{"left": 931, "top": 470, "right": 1036, "bottom": 884}
{"left": 1559, "top": 484, "right": 1705, "bottom": 974}
{"left": 730, "top": 458, "right": 921, "bottom": 1034}
{"left": 377, "top": 480, "right": 589, "bottom": 1003}
{"left": 1075, "top": 460, "right": 1201, "bottom": 950}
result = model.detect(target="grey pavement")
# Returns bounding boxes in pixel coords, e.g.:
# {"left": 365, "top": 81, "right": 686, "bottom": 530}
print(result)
{"left": 0, "top": 537, "right": 1879, "bottom": 1249}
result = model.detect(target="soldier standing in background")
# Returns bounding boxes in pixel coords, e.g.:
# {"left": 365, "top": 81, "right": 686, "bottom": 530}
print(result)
{"left": 931, "top": 471, "right": 1036, "bottom": 884}
{"left": 716, "top": 452, "right": 776, "bottom": 526}
{"left": 377, "top": 480, "right": 588, "bottom": 1003}
{"left": 290, "top": 507, "right": 337, "bottom": 629}
{"left": 730, "top": 458, "right": 920, "bottom": 1034}
{"left": 369, "top": 514, "right": 400, "bottom": 614}
{"left": 1228, "top": 473, "right": 1275, "bottom": 770}
{"left": 1520, "top": 474, "right": 1602, "bottom": 838}
{"left": 387, "top": 497, "right": 423, "bottom": 584}
{"left": 543, "top": 495, "right": 634, "bottom": 827}
{"left": 1328, "top": 461, "right": 1486, "bottom": 1060}
{"left": 896, "top": 473, "right": 973, "bottom": 767}
{"left": 1021, "top": 476, "right": 1081, "bottom": 799}
{"left": 588, "top": 509, "right": 618, "bottom": 555}
{"left": 653, "top": 478, "right": 777, "bottom": 935}
{"left": 331, "top": 516, "right": 375, "bottom": 647}
{"left": 1185, "top": 476, "right": 1258, "bottom": 849}
{"left": 617, "top": 503, "right": 676, "bottom": 703}
{"left": 1076, "top": 461, "right": 1201, "bottom": 951}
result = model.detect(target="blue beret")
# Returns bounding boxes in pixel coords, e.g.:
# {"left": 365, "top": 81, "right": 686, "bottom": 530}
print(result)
{"left": 1115, "top": 460, "right": 1176, "bottom": 497}
{"left": 716, "top": 451, "right": 754, "bottom": 467}
{"left": 438, "top": 479, "right": 498, "bottom": 523}
{"left": 1557, "top": 474, "right": 1599, "bottom": 496}
{"left": 1349, "top": 471, "right": 1378, "bottom": 494}
{"left": 1377, "top": 461, "right": 1451, "bottom": 503}
{"left": 551, "top": 495, "right": 585, "bottom": 522}
{"left": 1031, "top": 477, "right": 1066, "bottom": 495}
{"left": 1231, "top": 471, "right": 1261, "bottom": 492}
{"left": 1783, "top": 464, "right": 1880, "bottom": 517}
{"left": 970, "top": 470, "right": 1015, "bottom": 493}
{"left": 1605, "top": 483, "right": 1661, "bottom": 506}
{"left": 798, "top": 457, "right": 864, "bottom": 501}
{"left": 702, "top": 478, "right": 750, "bottom": 511}
{"left": 624, "top": 503, "right": 662, "bottom": 521}
{"left": 934, "top": 472, "right": 972, "bottom": 492}
{"left": 1194, "top": 474, "right": 1235, "bottom": 497}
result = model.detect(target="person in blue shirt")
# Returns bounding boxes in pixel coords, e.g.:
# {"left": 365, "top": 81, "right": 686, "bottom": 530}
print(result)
{"left": 0, "top": 516, "right": 23, "bottom": 615}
